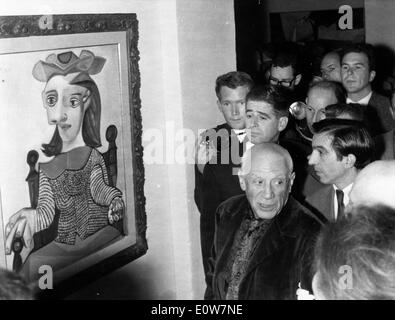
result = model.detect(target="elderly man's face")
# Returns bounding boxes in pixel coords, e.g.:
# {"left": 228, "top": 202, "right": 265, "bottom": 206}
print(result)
{"left": 240, "top": 153, "right": 294, "bottom": 219}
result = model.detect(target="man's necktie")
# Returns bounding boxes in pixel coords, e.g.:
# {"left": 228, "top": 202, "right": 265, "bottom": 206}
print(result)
{"left": 336, "top": 189, "right": 345, "bottom": 220}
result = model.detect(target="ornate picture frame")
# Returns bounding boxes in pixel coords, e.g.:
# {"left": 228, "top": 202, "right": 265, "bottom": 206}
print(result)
{"left": 0, "top": 13, "right": 147, "bottom": 298}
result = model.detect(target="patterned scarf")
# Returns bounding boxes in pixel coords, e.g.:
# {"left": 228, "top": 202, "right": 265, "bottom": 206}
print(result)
{"left": 225, "top": 209, "right": 272, "bottom": 300}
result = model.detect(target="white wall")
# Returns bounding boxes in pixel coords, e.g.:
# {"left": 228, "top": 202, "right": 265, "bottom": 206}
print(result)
{"left": 0, "top": 0, "right": 236, "bottom": 299}
{"left": 365, "top": 0, "right": 395, "bottom": 74}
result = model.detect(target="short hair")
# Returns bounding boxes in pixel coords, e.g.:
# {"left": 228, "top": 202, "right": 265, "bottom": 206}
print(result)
{"left": 341, "top": 43, "right": 376, "bottom": 72}
{"left": 215, "top": 71, "right": 254, "bottom": 99}
{"left": 312, "top": 119, "right": 374, "bottom": 169}
{"left": 271, "top": 50, "right": 301, "bottom": 76}
{"left": 246, "top": 84, "right": 291, "bottom": 118}
{"left": 0, "top": 268, "right": 34, "bottom": 300}
{"left": 308, "top": 80, "right": 347, "bottom": 104}
{"left": 324, "top": 103, "right": 365, "bottom": 122}
{"left": 314, "top": 204, "right": 395, "bottom": 300}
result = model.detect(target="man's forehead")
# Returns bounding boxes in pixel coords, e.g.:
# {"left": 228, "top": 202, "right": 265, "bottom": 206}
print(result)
{"left": 308, "top": 87, "right": 337, "bottom": 105}
{"left": 219, "top": 85, "right": 249, "bottom": 97}
{"left": 248, "top": 169, "right": 288, "bottom": 178}
{"left": 312, "top": 132, "right": 332, "bottom": 147}
{"left": 220, "top": 85, "right": 249, "bottom": 92}
{"left": 250, "top": 153, "right": 289, "bottom": 171}
{"left": 322, "top": 53, "right": 340, "bottom": 66}
{"left": 271, "top": 65, "right": 294, "bottom": 78}
{"left": 246, "top": 100, "right": 275, "bottom": 113}
{"left": 342, "top": 52, "right": 369, "bottom": 65}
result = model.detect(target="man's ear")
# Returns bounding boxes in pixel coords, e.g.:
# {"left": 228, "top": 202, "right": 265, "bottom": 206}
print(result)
{"left": 294, "top": 74, "right": 302, "bottom": 86}
{"left": 278, "top": 116, "right": 289, "bottom": 132}
{"left": 369, "top": 70, "right": 376, "bottom": 83}
{"left": 265, "top": 69, "right": 271, "bottom": 80}
{"left": 289, "top": 171, "right": 296, "bottom": 191}
{"left": 238, "top": 172, "right": 246, "bottom": 191}
{"left": 82, "top": 89, "right": 92, "bottom": 111}
{"left": 344, "top": 154, "right": 356, "bottom": 168}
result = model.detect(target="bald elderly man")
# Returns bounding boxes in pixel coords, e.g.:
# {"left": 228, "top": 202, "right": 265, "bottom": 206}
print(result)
{"left": 205, "top": 143, "right": 322, "bottom": 300}
{"left": 349, "top": 160, "right": 395, "bottom": 210}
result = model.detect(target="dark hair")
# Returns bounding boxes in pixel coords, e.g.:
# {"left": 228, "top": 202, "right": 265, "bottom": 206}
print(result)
{"left": 246, "top": 84, "right": 291, "bottom": 118}
{"left": 341, "top": 43, "right": 376, "bottom": 72}
{"left": 312, "top": 119, "right": 374, "bottom": 169}
{"left": 271, "top": 51, "right": 301, "bottom": 76}
{"left": 42, "top": 78, "right": 102, "bottom": 157}
{"left": 215, "top": 71, "right": 254, "bottom": 99}
{"left": 314, "top": 204, "right": 395, "bottom": 300}
{"left": 0, "top": 268, "right": 34, "bottom": 300}
{"left": 308, "top": 80, "right": 347, "bottom": 104}
{"left": 324, "top": 103, "right": 365, "bottom": 122}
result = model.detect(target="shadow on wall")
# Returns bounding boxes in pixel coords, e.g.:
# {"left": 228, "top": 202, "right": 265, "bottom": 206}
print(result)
{"left": 63, "top": 267, "right": 166, "bottom": 300}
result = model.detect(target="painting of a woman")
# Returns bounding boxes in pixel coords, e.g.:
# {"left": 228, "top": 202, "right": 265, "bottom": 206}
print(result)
{"left": 4, "top": 50, "right": 124, "bottom": 280}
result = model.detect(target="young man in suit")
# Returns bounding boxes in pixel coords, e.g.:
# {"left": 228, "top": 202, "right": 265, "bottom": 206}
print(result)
{"left": 194, "top": 71, "right": 254, "bottom": 285}
{"left": 306, "top": 119, "right": 374, "bottom": 222}
{"left": 341, "top": 43, "right": 395, "bottom": 136}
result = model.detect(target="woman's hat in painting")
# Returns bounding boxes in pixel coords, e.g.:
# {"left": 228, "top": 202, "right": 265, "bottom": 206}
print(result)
{"left": 32, "top": 50, "right": 106, "bottom": 82}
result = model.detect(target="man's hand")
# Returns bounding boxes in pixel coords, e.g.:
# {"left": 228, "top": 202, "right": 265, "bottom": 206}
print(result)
{"left": 5, "top": 208, "right": 36, "bottom": 261}
{"left": 108, "top": 197, "right": 124, "bottom": 224}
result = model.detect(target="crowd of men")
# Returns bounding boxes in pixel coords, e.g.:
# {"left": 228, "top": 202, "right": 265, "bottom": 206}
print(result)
{"left": 194, "top": 42, "right": 395, "bottom": 300}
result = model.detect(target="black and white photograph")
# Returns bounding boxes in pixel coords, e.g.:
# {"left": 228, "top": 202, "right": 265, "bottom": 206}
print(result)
{"left": 0, "top": 0, "right": 394, "bottom": 309}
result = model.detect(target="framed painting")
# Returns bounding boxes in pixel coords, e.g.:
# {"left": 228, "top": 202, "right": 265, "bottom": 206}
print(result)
{"left": 0, "top": 13, "right": 147, "bottom": 298}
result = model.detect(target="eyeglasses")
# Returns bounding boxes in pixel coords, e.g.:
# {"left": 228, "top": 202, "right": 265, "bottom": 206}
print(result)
{"left": 269, "top": 76, "right": 295, "bottom": 87}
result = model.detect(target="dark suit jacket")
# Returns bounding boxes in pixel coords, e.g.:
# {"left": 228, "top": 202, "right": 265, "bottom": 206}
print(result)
{"left": 205, "top": 195, "right": 322, "bottom": 300}
{"left": 194, "top": 123, "right": 244, "bottom": 212}
{"left": 301, "top": 167, "right": 331, "bottom": 223}
{"left": 196, "top": 123, "right": 246, "bottom": 284}
{"left": 305, "top": 182, "right": 335, "bottom": 222}
{"left": 366, "top": 91, "right": 395, "bottom": 136}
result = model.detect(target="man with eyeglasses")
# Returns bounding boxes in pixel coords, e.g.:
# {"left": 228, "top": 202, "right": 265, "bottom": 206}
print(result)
{"left": 268, "top": 50, "right": 302, "bottom": 93}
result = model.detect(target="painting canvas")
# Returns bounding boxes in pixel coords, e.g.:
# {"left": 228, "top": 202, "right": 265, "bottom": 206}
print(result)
{"left": 0, "top": 14, "right": 147, "bottom": 297}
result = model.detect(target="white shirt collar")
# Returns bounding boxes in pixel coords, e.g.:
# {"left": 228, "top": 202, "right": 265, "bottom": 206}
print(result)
{"left": 233, "top": 129, "right": 246, "bottom": 143}
{"left": 333, "top": 183, "right": 353, "bottom": 220}
{"left": 346, "top": 91, "right": 372, "bottom": 105}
